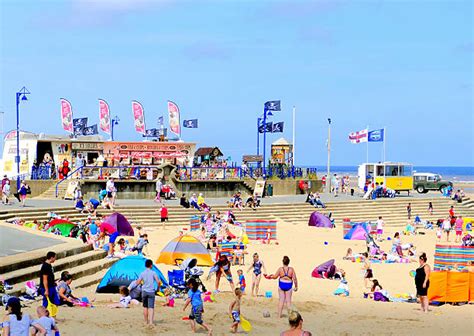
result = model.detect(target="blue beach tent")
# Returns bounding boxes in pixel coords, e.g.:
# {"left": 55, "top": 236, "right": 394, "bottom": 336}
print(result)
{"left": 344, "top": 222, "right": 370, "bottom": 240}
{"left": 96, "top": 255, "right": 167, "bottom": 293}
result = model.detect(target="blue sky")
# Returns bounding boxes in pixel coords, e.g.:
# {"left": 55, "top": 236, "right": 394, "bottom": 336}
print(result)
{"left": 1, "top": 0, "right": 472, "bottom": 166}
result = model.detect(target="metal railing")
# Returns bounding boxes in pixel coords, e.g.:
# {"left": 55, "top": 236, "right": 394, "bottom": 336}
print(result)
{"left": 176, "top": 166, "right": 318, "bottom": 181}
{"left": 54, "top": 165, "right": 163, "bottom": 197}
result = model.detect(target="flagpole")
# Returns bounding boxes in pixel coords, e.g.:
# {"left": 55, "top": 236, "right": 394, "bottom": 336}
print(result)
{"left": 263, "top": 108, "right": 267, "bottom": 177}
{"left": 327, "top": 118, "right": 331, "bottom": 194}
{"left": 366, "top": 124, "right": 369, "bottom": 163}
{"left": 292, "top": 106, "right": 296, "bottom": 166}
{"left": 257, "top": 118, "right": 260, "bottom": 157}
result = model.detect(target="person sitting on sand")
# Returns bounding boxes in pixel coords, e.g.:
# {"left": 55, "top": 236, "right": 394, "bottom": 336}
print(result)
{"left": 108, "top": 286, "right": 138, "bottom": 308}
{"left": 266, "top": 256, "right": 298, "bottom": 318}
{"left": 333, "top": 271, "right": 349, "bottom": 297}
{"left": 280, "top": 310, "right": 312, "bottom": 336}
{"left": 365, "top": 279, "right": 382, "bottom": 299}
{"left": 2, "top": 297, "right": 46, "bottom": 336}
{"left": 57, "top": 271, "right": 79, "bottom": 306}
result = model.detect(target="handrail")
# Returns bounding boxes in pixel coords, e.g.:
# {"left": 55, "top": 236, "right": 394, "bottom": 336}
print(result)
{"left": 55, "top": 166, "right": 83, "bottom": 198}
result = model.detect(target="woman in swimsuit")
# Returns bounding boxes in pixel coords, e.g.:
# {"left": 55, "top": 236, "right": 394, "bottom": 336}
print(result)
{"left": 247, "top": 253, "right": 267, "bottom": 297}
{"left": 266, "top": 256, "right": 298, "bottom": 318}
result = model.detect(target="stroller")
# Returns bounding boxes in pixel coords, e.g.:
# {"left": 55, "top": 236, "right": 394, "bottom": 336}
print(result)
{"left": 180, "top": 258, "right": 207, "bottom": 293}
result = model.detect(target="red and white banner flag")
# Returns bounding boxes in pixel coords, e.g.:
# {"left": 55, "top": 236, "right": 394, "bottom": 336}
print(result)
{"left": 167, "top": 100, "right": 181, "bottom": 137}
{"left": 132, "top": 101, "right": 146, "bottom": 134}
{"left": 60, "top": 98, "right": 73, "bottom": 133}
{"left": 349, "top": 129, "right": 368, "bottom": 143}
{"left": 99, "top": 99, "right": 111, "bottom": 134}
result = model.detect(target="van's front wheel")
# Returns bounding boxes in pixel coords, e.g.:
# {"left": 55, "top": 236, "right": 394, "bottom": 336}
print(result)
{"left": 416, "top": 185, "right": 425, "bottom": 193}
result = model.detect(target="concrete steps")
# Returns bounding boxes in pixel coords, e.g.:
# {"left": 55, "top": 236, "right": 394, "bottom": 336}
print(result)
{"left": 37, "top": 181, "right": 68, "bottom": 199}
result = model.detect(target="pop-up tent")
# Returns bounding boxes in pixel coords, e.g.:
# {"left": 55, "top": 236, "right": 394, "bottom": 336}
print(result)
{"left": 344, "top": 223, "right": 370, "bottom": 240}
{"left": 308, "top": 212, "right": 333, "bottom": 228}
{"left": 46, "top": 219, "right": 76, "bottom": 236}
{"left": 96, "top": 255, "right": 167, "bottom": 293}
{"left": 156, "top": 235, "right": 213, "bottom": 266}
{"left": 312, "top": 259, "right": 336, "bottom": 278}
{"left": 102, "top": 212, "right": 134, "bottom": 236}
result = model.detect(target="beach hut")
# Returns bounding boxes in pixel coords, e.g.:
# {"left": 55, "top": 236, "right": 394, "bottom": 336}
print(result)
{"left": 308, "top": 212, "right": 333, "bottom": 228}
{"left": 156, "top": 235, "right": 213, "bottom": 266}
{"left": 96, "top": 255, "right": 167, "bottom": 293}
{"left": 344, "top": 223, "right": 369, "bottom": 240}
{"left": 102, "top": 212, "right": 134, "bottom": 236}
{"left": 433, "top": 244, "right": 474, "bottom": 270}
{"left": 245, "top": 220, "right": 277, "bottom": 240}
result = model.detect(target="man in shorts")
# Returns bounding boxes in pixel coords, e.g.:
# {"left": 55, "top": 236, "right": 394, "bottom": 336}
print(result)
{"left": 137, "top": 259, "right": 161, "bottom": 325}
{"left": 99, "top": 222, "right": 119, "bottom": 258}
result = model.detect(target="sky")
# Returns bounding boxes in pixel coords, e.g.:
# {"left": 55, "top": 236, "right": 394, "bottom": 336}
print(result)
{"left": 0, "top": 0, "right": 472, "bottom": 167}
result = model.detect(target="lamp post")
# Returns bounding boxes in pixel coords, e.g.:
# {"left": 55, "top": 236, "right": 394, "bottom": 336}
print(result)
{"left": 111, "top": 115, "right": 120, "bottom": 141}
{"left": 15, "top": 87, "right": 30, "bottom": 190}
{"left": 326, "top": 118, "right": 331, "bottom": 194}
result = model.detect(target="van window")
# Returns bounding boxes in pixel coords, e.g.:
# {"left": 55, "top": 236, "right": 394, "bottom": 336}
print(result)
{"left": 386, "top": 165, "right": 398, "bottom": 176}
{"left": 415, "top": 176, "right": 426, "bottom": 182}
{"left": 399, "top": 166, "right": 412, "bottom": 177}
{"left": 427, "top": 175, "right": 436, "bottom": 181}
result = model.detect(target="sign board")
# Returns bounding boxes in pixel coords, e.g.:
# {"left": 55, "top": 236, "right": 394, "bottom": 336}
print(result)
{"left": 243, "top": 155, "right": 263, "bottom": 162}
{"left": 64, "top": 180, "right": 79, "bottom": 200}
{"left": 254, "top": 179, "right": 266, "bottom": 198}
{"left": 72, "top": 142, "right": 104, "bottom": 150}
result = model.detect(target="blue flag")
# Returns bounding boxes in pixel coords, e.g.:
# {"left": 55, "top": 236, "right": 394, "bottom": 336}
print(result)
{"left": 157, "top": 116, "right": 164, "bottom": 127}
{"left": 272, "top": 121, "right": 284, "bottom": 133}
{"left": 143, "top": 128, "right": 159, "bottom": 137}
{"left": 82, "top": 124, "right": 98, "bottom": 135}
{"left": 264, "top": 100, "right": 281, "bottom": 111}
{"left": 368, "top": 129, "right": 384, "bottom": 142}
{"left": 258, "top": 122, "right": 273, "bottom": 133}
{"left": 183, "top": 119, "right": 198, "bottom": 128}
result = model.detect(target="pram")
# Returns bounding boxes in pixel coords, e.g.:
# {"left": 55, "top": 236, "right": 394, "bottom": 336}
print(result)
{"left": 180, "top": 258, "right": 207, "bottom": 292}
{"left": 167, "top": 269, "right": 187, "bottom": 297}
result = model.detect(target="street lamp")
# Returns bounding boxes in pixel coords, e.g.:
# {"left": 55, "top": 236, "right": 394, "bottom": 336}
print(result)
{"left": 111, "top": 115, "right": 120, "bottom": 141}
{"left": 15, "top": 87, "right": 30, "bottom": 190}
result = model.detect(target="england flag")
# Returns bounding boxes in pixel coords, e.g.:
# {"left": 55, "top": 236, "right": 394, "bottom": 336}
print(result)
{"left": 348, "top": 129, "right": 368, "bottom": 143}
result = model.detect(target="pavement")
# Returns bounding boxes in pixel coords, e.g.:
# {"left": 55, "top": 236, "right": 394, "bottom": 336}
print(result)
{"left": 0, "top": 191, "right": 449, "bottom": 210}
{"left": 0, "top": 225, "right": 62, "bottom": 257}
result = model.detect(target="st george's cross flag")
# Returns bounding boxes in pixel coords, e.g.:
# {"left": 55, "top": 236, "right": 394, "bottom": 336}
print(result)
{"left": 348, "top": 129, "right": 368, "bottom": 143}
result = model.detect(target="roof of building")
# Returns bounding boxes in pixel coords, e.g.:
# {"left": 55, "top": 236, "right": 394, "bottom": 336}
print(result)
{"left": 272, "top": 137, "right": 291, "bottom": 146}
{"left": 194, "top": 147, "right": 223, "bottom": 157}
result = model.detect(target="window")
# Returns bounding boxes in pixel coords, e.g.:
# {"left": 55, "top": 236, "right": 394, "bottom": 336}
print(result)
{"left": 377, "top": 165, "right": 385, "bottom": 176}
{"left": 386, "top": 165, "right": 398, "bottom": 176}
{"left": 399, "top": 165, "right": 412, "bottom": 177}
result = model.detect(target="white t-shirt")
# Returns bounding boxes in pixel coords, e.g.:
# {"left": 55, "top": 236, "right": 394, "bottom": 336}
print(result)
{"left": 106, "top": 180, "right": 114, "bottom": 192}
{"left": 442, "top": 220, "right": 451, "bottom": 230}
{"left": 376, "top": 219, "right": 384, "bottom": 230}
{"left": 120, "top": 295, "right": 132, "bottom": 308}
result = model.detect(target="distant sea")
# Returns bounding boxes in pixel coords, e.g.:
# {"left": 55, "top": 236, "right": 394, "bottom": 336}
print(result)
{"left": 310, "top": 166, "right": 474, "bottom": 183}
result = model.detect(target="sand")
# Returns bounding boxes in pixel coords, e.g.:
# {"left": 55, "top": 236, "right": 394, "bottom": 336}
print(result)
{"left": 17, "top": 214, "right": 472, "bottom": 335}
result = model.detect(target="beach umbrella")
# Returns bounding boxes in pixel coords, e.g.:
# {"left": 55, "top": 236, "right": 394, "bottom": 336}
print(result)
{"left": 308, "top": 212, "right": 333, "bottom": 228}
{"left": 157, "top": 235, "right": 213, "bottom": 267}
{"left": 49, "top": 218, "right": 75, "bottom": 227}
{"left": 47, "top": 223, "right": 75, "bottom": 236}
{"left": 102, "top": 212, "right": 134, "bottom": 236}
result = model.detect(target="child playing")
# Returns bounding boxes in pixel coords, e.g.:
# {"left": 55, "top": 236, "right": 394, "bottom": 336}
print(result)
{"left": 183, "top": 278, "right": 212, "bottom": 335}
{"left": 33, "top": 305, "right": 59, "bottom": 335}
{"left": 108, "top": 286, "right": 138, "bottom": 308}
{"left": 160, "top": 205, "right": 169, "bottom": 229}
{"left": 229, "top": 288, "right": 242, "bottom": 333}
{"left": 130, "top": 234, "right": 149, "bottom": 255}
{"left": 237, "top": 270, "right": 246, "bottom": 293}
{"left": 436, "top": 227, "right": 443, "bottom": 242}
{"left": 264, "top": 228, "right": 272, "bottom": 245}
{"left": 161, "top": 287, "right": 175, "bottom": 307}
{"left": 333, "top": 271, "right": 349, "bottom": 297}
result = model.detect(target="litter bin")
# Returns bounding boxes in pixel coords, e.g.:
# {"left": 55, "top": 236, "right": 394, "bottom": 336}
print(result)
{"left": 266, "top": 184, "right": 273, "bottom": 197}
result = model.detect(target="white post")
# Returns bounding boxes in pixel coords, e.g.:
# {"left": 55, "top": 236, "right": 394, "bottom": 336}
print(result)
{"left": 292, "top": 106, "right": 296, "bottom": 166}
{"left": 0, "top": 112, "right": 4, "bottom": 160}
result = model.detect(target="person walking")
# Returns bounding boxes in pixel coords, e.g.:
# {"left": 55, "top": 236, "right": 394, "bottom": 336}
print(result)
{"left": 376, "top": 216, "right": 384, "bottom": 241}
{"left": 18, "top": 181, "right": 29, "bottom": 207}
{"left": 155, "top": 178, "right": 162, "bottom": 202}
{"left": 2, "top": 179, "right": 11, "bottom": 205}
{"left": 407, "top": 203, "right": 412, "bottom": 219}
{"left": 266, "top": 256, "right": 298, "bottom": 318}
{"left": 137, "top": 259, "right": 162, "bottom": 325}
{"left": 415, "top": 253, "right": 431, "bottom": 313}
{"left": 428, "top": 202, "right": 433, "bottom": 216}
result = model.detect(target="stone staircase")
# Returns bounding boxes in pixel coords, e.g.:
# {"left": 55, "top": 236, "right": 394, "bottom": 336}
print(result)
{"left": 1, "top": 197, "right": 473, "bottom": 229}
{"left": 36, "top": 180, "right": 67, "bottom": 199}
{"left": 0, "top": 242, "right": 116, "bottom": 297}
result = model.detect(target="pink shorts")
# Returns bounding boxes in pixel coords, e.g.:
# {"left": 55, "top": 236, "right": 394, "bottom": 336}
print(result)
{"left": 20, "top": 195, "right": 27, "bottom": 200}
{"left": 455, "top": 230, "right": 462, "bottom": 236}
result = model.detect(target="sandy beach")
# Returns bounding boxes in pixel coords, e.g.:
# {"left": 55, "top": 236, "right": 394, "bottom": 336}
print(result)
{"left": 14, "top": 214, "right": 473, "bottom": 335}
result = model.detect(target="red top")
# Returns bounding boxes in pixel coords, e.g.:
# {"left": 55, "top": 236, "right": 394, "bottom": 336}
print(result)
{"left": 449, "top": 208, "right": 455, "bottom": 217}
{"left": 160, "top": 207, "right": 168, "bottom": 218}
{"left": 99, "top": 222, "right": 117, "bottom": 234}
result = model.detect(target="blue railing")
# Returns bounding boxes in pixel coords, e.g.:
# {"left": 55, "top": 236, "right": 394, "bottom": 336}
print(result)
{"left": 176, "top": 166, "right": 318, "bottom": 181}
{"left": 54, "top": 165, "right": 163, "bottom": 197}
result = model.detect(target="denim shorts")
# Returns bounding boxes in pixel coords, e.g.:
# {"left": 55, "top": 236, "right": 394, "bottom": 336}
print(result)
{"left": 142, "top": 291, "right": 155, "bottom": 308}
{"left": 189, "top": 305, "right": 203, "bottom": 324}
